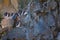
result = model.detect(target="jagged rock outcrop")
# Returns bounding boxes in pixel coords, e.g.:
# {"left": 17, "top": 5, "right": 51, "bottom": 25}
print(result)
{"left": 0, "top": 0, "right": 60, "bottom": 40}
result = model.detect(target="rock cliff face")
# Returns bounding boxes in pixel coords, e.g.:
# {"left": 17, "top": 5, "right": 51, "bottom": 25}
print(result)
{"left": 0, "top": 0, "right": 60, "bottom": 40}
